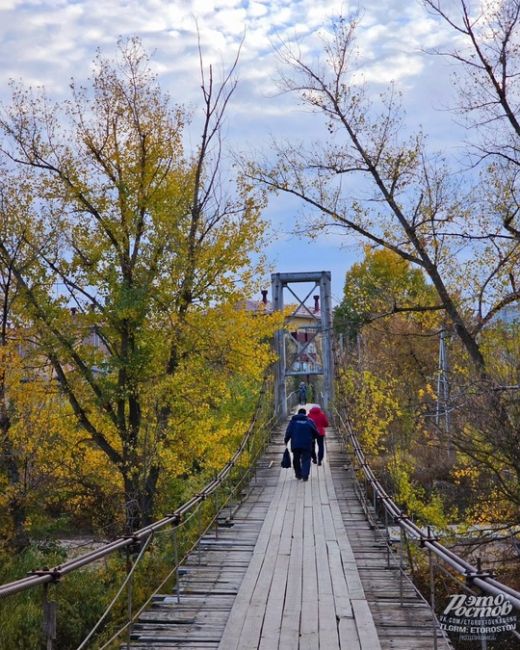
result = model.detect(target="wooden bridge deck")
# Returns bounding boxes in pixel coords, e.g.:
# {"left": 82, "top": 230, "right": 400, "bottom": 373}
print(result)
{"left": 128, "top": 422, "right": 451, "bottom": 649}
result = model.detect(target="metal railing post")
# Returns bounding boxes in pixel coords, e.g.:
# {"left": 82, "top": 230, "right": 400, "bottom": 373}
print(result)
{"left": 214, "top": 484, "right": 219, "bottom": 540}
{"left": 173, "top": 525, "right": 180, "bottom": 605}
{"left": 43, "top": 583, "right": 56, "bottom": 650}
{"left": 476, "top": 557, "right": 488, "bottom": 650}
{"left": 125, "top": 546, "right": 133, "bottom": 650}
{"left": 197, "top": 506, "right": 202, "bottom": 566}
{"left": 399, "top": 526, "right": 404, "bottom": 606}
{"left": 428, "top": 528, "right": 438, "bottom": 650}
{"left": 229, "top": 484, "right": 235, "bottom": 522}
{"left": 385, "top": 506, "right": 390, "bottom": 569}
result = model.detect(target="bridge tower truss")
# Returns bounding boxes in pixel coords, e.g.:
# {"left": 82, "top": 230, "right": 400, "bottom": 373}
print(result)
{"left": 271, "top": 271, "right": 334, "bottom": 419}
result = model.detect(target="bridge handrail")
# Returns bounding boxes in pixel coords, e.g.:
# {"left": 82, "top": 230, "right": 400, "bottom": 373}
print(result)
{"left": 334, "top": 408, "right": 520, "bottom": 611}
{"left": 0, "top": 384, "right": 274, "bottom": 599}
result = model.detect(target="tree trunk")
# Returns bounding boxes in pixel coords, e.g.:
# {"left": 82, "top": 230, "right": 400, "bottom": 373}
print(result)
{"left": 141, "top": 465, "right": 160, "bottom": 527}
{"left": 0, "top": 414, "right": 29, "bottom": 552}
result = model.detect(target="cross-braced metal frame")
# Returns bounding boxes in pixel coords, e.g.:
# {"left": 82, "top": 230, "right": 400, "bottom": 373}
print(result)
{"left": 271, "top": 271, "right": 334, "bottom": 418}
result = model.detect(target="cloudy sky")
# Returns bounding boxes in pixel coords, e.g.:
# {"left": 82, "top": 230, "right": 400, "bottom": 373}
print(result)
{"left": 0, "top": 0, "right": 464, "bottom": 302}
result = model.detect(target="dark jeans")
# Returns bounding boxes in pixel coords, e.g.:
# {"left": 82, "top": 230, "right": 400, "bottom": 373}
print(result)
{"left": 311, "top": 437, "right": 325, "bottom": 464}
{"left": 315, "top": 436, "right": 325, "bottom": 463}
{"left": 292, "top": 448, "right": 312, "bottom": 480}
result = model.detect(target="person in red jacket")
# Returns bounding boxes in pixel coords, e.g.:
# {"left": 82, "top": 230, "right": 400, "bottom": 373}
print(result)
{"left": 308, "top": 405, "right": 329, "bottom": 466}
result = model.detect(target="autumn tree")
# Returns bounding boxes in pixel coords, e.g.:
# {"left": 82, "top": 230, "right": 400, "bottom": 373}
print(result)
{"left": 0, "top": 182, "right": 32, "bottom": 551}
{"left": 247, "top": 17, "right": 520, "bottom": 376}
{"left": 334, "top": 247, "right": 447, "bottom": 506}
{"left": 245, "top": 15, "right": 520, "bottom": 530}
{"left": 334, "top": 246, "right": 441, "bottom": 340}
{"left": 0, "top": 39, "right": 275, "bottom": 533}
{"left": 0, "top": 176, "right": 79, "bottom": 550}
{"left": 424, "top": 0, "right": 520, "bottom": 242}
{"left": 334, "top": 247, "right": 442, "bottom": 447}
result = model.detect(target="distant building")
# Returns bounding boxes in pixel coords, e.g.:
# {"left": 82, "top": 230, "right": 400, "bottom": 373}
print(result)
{"left": 245, "top": 291, "right": 323, "bottom": 375}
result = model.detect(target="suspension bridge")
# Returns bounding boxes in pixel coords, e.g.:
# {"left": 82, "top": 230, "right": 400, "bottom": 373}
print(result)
{"left": 125, "top": 420, "right": 450, "bottom": 650}
{"left": 0, "top": 272, "right": 519, "bottom": 649}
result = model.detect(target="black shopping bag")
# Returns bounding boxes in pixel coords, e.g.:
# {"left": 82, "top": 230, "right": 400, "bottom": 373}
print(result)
{"left": 281, "top": 448, "right": 291, "bottom": 468}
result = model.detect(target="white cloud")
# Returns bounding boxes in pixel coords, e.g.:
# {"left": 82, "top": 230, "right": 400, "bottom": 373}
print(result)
{"left": 211, "top": 7, "right": 248, "bottom": 35}
{"left": 363, "top": 53, "right": 425, "bottom": 84}
{"left": 0, "top": 0, "right": 471, "bottom": 291}
{"left": 248, "top": 2, "right": 268, "bottom": 18}
{"left": 0, "top": 0, "right": 22, "bottom": 8}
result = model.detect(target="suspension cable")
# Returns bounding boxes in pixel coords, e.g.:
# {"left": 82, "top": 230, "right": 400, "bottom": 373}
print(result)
{"left": 75, "top": 533, "right": 154, "bottom": 650}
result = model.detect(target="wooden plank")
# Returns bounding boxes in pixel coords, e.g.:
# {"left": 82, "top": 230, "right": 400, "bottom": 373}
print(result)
{"left": 318, "top": 461, "right": 330, "bottom": 507}
{"left": 300, "top": 480, "right": 319, "bottom": 650}
{"left": 318, "top": 592, "right": 341, "bottom": 650}
{"left": 322, "top": 461, "right": 357, "bottom": 564}
{"left": 338, "top": 617, "right": 361, "bottom": 650}
{"left": 321, "top": 460, "right": 367, "bottom": 603}
{"left": 278, "top": 478, "right": 304, "bottom": 650}
{"left": 216, "top": 471, "right": 291, "bottom": 650}
{"left": 304, "top": 471, "right": 313, "bottom": 508}
{"left": 325, "top": 471, "right": 365, "bottom": 602}
{"left": 257, "top": 552, "right": 290, "bottom": 650}
{"left": 239, "top": 478, "right": 295, "bottom": 649}
{"left": 312, "top": 472, "right": 340, "bottom": 650}
{"left": 278, "top": 478, "right": 296, "bottom": 557}
{"left": 258, "top": 481, "right": 295, "bottom": 650}
{"left": 326, "top": 540, "right": 353, "bottom": 619}
{"left": 321, "top": 503, "right": 337, "bottom": 542}
{"left": 352, "top": 599, "right": 382, "bottom": 650}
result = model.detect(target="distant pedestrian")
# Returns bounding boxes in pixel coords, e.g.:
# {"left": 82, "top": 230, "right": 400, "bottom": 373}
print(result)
{"left": 298, "top": 381, "right": 307, "bottom": 405}
{"left": 284, "top": 408, "right": 319, "bottom": 481}
{"left": 308, "top": 405, "right": 329, "bottom": 466}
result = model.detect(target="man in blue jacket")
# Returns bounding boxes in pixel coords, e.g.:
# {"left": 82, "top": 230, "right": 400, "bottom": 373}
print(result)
{"left": 284, "top": 408, "right": 319, "bottom": 481}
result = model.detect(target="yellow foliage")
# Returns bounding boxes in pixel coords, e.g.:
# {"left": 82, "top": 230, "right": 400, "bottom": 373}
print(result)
{"left": 0, "top": 39, "right": 284, "bottom": 536}
{"left": 390, "top": 452, "right": 450, "bottom": 529}
{"left": 338, "top": 367, "right": 401, "bottom": 456}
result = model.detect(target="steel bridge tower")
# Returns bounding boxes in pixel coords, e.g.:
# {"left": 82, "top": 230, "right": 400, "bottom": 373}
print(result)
{"left": 271, "top": 271, "right": 334, "bottom": 419}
